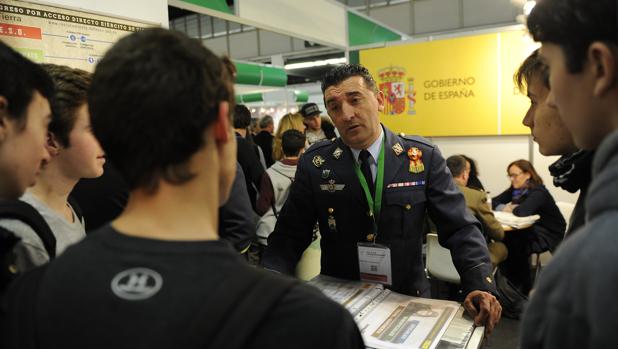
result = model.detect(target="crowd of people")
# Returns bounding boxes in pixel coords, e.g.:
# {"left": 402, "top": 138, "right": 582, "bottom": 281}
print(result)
{"left": 0, "top": 0, "right": 616, "bottom": 347}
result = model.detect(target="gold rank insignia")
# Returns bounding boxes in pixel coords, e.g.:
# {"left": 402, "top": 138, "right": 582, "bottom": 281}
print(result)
{"left": 312, "top": 155, "right": 325, "bottom": 168}
{"left": 407, "top": 147, "right": 425, "bottom": 173}
{"left": 392, "top": 143, "right": 404, "bottom": 156}
{"left": 320, "top": 179, "right": 345, "bottom": 193}
{"left": 333, "top": 147, "right": 343, "bottom": 160}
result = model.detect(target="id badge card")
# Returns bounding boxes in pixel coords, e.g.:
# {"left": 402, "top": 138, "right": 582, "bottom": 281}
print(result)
{"left": 357, "top": 242, "right": 392, "bottom": 286}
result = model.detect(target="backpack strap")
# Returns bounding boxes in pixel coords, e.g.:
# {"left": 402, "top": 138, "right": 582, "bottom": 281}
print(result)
{"left": 0, "top": 200, "right": 56, "bottom": 259}
{"left": 186, "top": 269, "right": 299, "bottom": 349}
{"left": 1, "top": 263, "right": 48, "bottom": 349}
{"left": 267, "top": 168, "right": 294, "bottom": 219}
{"left": 0, "top": 226, "right": 21, "bottom": 295}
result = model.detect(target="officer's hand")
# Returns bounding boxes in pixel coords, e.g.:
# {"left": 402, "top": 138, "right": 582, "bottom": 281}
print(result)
{"left": 463, "top": 290, "right": 501, "bottom": 336}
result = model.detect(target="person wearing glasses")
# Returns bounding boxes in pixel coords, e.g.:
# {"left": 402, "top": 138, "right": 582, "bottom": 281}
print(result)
{"left": 492, "top": 159, "right": 565, "bottom": 294}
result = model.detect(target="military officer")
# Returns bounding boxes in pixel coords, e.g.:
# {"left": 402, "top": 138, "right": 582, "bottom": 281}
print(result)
{"left": 262, "top": 64, "right": 501, "bottom": 333}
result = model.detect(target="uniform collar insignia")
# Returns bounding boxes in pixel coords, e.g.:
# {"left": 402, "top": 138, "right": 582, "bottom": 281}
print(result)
{"left": 333, "top": 147, "right": 343, "bottom": 160}
{"left": 392, "top": 143, "right": 404, "bottom": 156}
{"left": 312, "top": 155, "right": 325, "bottom": 168}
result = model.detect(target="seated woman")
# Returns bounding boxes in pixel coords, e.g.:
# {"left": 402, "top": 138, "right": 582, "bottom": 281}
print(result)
{"left": 492, "top": 159, "right": 566, "bottom": 294}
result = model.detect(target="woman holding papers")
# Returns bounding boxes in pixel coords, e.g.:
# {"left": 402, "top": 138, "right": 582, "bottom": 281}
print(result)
{"left": 492, "top": 159, "right": 566, "bottom": 294}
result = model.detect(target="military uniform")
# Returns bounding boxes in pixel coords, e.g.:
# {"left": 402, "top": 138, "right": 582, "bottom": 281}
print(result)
{"left": 457, "top": 184, "right": 508, "bottom": 266}
{"left": 262, "top": 126, "right": 496, "bottom": 296}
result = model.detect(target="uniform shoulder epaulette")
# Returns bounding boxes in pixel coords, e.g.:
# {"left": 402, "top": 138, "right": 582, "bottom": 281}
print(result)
{"left": 304, "top": 138, "right": 335, "bottom": 154}
{"left": 398, "top": 133, "right": 435, "bottom": 149}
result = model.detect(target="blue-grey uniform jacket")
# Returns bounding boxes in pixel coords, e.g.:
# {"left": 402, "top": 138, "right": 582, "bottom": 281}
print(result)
{"left": 262, "top": 125, "right": 496, "bottom": 296}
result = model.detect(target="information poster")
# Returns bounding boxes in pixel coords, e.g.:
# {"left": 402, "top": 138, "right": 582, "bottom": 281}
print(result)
{"left": 360, "top": 30, "right": 538, "bottom": 136}
{"left": 0, "top": 0, "right": 151, "bottom": 71}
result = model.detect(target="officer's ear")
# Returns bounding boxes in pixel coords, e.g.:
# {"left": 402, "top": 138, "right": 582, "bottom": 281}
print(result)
{"left": 375, "top": 90, "right": 385, "bottom": 113}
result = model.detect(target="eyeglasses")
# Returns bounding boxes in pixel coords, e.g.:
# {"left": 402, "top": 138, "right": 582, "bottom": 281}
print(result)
{"left": 508, "top": 172, "right": 524, "bottom": 179}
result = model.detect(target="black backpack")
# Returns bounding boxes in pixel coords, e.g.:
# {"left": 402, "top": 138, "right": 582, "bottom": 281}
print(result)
{"left": 494, "top": 268, "right": 528, "bottom": 319}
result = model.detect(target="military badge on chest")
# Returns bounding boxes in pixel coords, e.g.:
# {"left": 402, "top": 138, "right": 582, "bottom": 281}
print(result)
{"left": 320, "top": 179, "right": 345, "bottom": 193}
{"left": 407, "top": 147, "right": 424, "bottom": 174}
{"left": 312, "top": 155, "right": 325, "bottom": 168}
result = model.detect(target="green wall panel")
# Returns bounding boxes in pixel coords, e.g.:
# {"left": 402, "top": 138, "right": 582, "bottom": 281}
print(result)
{"left": 181, "top": 0, "right": 232, "bottom": 15}
{"left": 348, "top": 12, "right": 401, "bottom": 46}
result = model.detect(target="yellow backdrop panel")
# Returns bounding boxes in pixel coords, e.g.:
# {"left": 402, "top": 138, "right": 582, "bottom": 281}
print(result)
{"left": 360, "top": 30, "right": 536, "bottom": 136}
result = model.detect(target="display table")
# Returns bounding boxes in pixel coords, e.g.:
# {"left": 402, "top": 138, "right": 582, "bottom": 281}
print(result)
{"left": 309, "top": 275, "right": 485, "bottom": 349}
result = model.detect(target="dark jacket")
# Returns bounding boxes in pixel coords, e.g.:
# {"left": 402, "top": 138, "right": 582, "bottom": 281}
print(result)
{"left": 321, "top": 118, "right": 337, "bottom": 140}
{"left": 520, "top": 130, "right": 618, "bottom": 348}
{"left": 548, "top": 150, "right": 594, "bottom": 237}
{"left": 218, "top": 164, "right": 256, "bottom": 252}
{"left": 236, "top": 132, "right": 266, "bottom": 211}
{"left": 492, "top": 185, "right": 566, "bottom": 252}
{"left": 254, "top": 131, "right": 274, "bottom": 168}
{"left": 263, "top": 125, "right": 496, "bottom": 297}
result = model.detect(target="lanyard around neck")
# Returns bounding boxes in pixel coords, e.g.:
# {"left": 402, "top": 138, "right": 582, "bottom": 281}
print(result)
{"left": 353, "top": 137, "right": 385, "bottom": 237}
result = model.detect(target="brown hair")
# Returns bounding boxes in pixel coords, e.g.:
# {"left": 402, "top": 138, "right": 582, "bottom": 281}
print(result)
{"left": 41, "top": 64, "right": 91, "bottom": 147}
{"left": 508, "top": 159, "right": 543, "bottom": 188}
{"left": 514, "top": 49, "right": 550, "bottom": 95}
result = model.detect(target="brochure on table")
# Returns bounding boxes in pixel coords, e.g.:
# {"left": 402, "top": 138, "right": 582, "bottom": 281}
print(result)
{"left": 310, "top": 275, "right": 461, "bottom": 349}
{"left": 493, "top": 211, "right": 540, "bottom": 229}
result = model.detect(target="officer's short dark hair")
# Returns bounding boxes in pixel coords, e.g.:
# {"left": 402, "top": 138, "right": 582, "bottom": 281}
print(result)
{"left": 321, "top": 64, "right": 377, "bottom": 94}
{"left": 281, "top": 129, "right": 305, "bottom": 157}
{"left": 41, "top": 64, "right": 91, "bottom": 147}
{"left": 89, "top": 28, "right": 234, "bottom": 192}
{"left": 527, "top": 0, "right": 617, "bottom": 73}
{"left": 0, "top": 41, "right": 54, "bottom": 129}
{"left": 233, "top": 104, "right": 251, "bottom": 129}
{"left": 514, "top": 49, "right": 550, "bottom": 95}
{"left": 446, "top": 155, "right": 467, "bottom": 178}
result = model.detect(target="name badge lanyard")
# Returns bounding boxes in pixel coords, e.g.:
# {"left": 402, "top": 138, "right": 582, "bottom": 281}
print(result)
{"left": 353, "top": 138, "right": 385, "bottom": 243}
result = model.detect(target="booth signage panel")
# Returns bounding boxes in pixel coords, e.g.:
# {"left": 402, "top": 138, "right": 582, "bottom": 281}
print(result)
{"left": 0, "top": 0, "right": 151, "bottom": 71}
{"left": 360, "top": 31, "right": 533, "bottom": 136}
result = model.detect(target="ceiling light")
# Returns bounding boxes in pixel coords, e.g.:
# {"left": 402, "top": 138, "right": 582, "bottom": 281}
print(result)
{"left": 523, "top": 1, "right": 536, "bottom": 16}
{"left": 285, "top": 57, "right": 346, "bottom": 70}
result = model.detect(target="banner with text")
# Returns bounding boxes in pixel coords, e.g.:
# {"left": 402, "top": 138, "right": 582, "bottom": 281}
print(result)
{"left": 0, "top": 0, "right": 151, "bottom": 71}
{"left": 360, "top": 30, "right": 537, "bottom": 136}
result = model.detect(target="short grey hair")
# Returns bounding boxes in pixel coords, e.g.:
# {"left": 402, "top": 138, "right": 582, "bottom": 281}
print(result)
{"left": 259, "top": 115, "right": 274, "bottom": 129}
